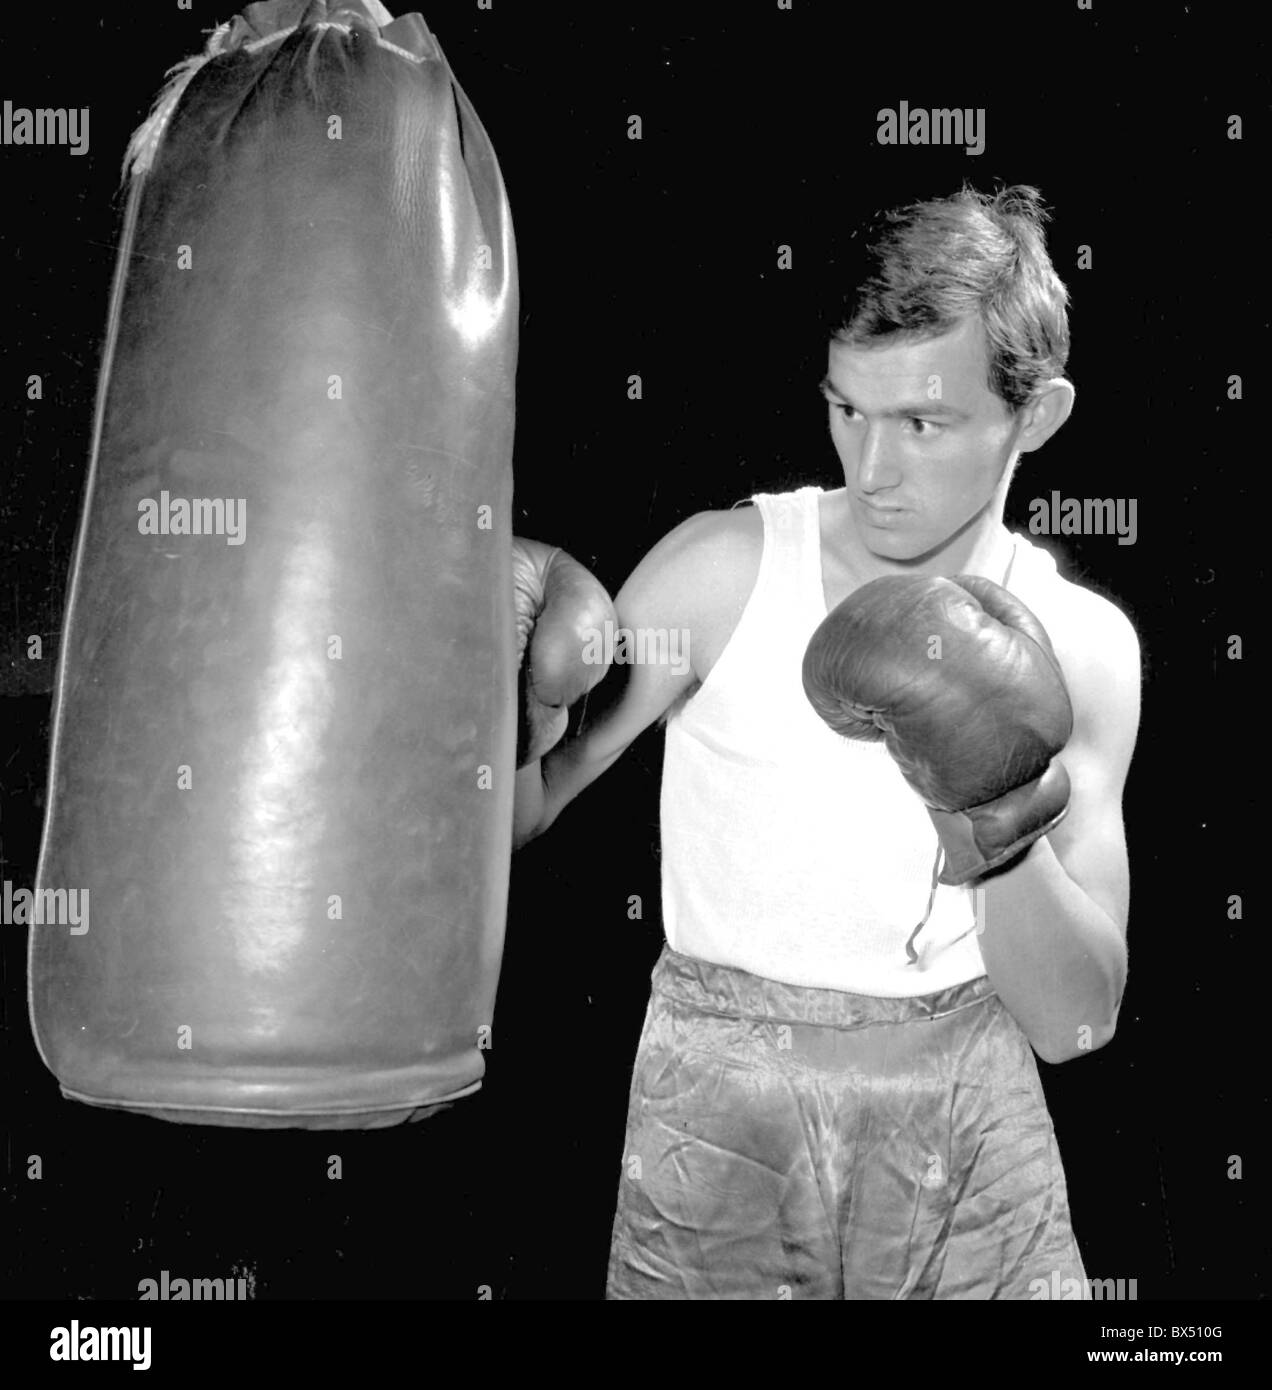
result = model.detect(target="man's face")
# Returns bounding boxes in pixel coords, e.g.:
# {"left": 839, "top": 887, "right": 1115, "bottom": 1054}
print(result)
{"left": 822, "top": 316, "right": 1021, "bottom": 562}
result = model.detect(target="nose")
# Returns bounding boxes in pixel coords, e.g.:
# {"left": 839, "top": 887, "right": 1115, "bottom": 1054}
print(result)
{"left": 856, "top": 425, "right": 902, "bottom": 495}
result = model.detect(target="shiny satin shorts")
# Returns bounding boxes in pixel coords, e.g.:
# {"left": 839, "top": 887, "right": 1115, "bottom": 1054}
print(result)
{"left": 606, "top": 944, "right": 1086, "bottom": 1299}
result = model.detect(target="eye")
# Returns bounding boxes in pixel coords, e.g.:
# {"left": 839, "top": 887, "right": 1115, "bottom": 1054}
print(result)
{"left": 835, "top": 404, "right": 859, "bottom": 422}
{"left": 906, "top": 417, "right": 942, "bottom": 437}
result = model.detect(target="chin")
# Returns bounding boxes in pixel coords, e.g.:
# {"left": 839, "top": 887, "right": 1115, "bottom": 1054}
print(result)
{"left": 860, "top": 524, "right": 930, "bottom": 564}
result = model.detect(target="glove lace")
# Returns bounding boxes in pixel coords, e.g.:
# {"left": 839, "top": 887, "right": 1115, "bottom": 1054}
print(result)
{"left": 905, "top": 844, "right": 944, "bottom": 965}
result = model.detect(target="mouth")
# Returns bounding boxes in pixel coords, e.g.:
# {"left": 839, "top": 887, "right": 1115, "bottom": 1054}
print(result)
{"left": 858, "top": 499, "right": 906, "bottom": 520}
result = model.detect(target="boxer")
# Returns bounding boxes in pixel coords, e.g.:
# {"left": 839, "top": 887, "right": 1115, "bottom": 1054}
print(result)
{"left": 517, "top": 185, "right": 1140, "bottom": 1299}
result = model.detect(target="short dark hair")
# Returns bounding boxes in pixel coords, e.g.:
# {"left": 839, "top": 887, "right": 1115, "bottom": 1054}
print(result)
{"left": 831, "top": 184, "right": 1071, "bottom": 414}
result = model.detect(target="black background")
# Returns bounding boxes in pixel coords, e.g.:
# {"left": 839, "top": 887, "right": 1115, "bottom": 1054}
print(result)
{"left": 1, "top": 0, "right": 1264, "bottom": 1302}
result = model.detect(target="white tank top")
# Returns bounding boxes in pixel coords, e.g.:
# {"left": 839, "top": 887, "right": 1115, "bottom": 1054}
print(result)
{"left": 659, "top": 485, "right": 1060, "bottom": 997}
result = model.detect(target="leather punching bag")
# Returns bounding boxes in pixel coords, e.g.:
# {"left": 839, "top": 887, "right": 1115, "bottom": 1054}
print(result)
{"left": 28, "top": 0, "right": 518, "bottom": 1127}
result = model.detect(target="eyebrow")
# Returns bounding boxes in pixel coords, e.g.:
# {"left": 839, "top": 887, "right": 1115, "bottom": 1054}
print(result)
{"left": 818, "top": 376, "right": 971, "bottom": 421}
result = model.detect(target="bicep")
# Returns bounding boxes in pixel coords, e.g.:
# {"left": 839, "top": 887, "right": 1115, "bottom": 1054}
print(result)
{"left": 539, "top": 512, "right": 722, "bottom": 824}
{"left": 1046, "top": 603, "right": 1142, "bottom": 931}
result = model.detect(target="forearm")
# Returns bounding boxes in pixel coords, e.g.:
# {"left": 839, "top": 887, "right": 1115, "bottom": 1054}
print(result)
{"left": 512, "top": 760, "right": 547, "bottom": 849}
{"left": 511, "top": 739, "right": 588, "bottom": 848}
{"left": 977, "top": 836, "right": 1127, "bottom": 1064}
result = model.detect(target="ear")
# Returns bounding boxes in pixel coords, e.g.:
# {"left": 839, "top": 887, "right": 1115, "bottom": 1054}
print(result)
{"left": 1014, "top": 379, "right": 1075, "bottom": 455}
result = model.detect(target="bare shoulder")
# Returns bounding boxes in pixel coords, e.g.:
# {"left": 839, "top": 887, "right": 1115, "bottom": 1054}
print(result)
{"left": 618, "top": 505, "right": 762, "bottom": 607}
{"left": 663, "top": 504, "right": 763, "bottom": 576}
{"left": 1030, "top": 574, "right": 1140, "bottom": 679}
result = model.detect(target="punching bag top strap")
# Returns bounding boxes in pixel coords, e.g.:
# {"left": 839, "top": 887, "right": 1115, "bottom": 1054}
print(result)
{"left": 226, "top": 3, "right": 439, "bottom": 64}
{"left": 124, "top": 1, "right": 440, "bottom": 181}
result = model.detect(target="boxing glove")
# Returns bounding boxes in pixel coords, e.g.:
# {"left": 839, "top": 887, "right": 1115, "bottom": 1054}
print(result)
{"left": 802, "top": 573, "right": 1073, "bottom": 885}
{"left": 513, "top": 538, "right": 616, "bottom": 766}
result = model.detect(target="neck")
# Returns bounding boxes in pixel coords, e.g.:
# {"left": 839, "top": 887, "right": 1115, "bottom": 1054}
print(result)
{"left": 922, "top": 510, "right": 1014, "bottom": 582}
